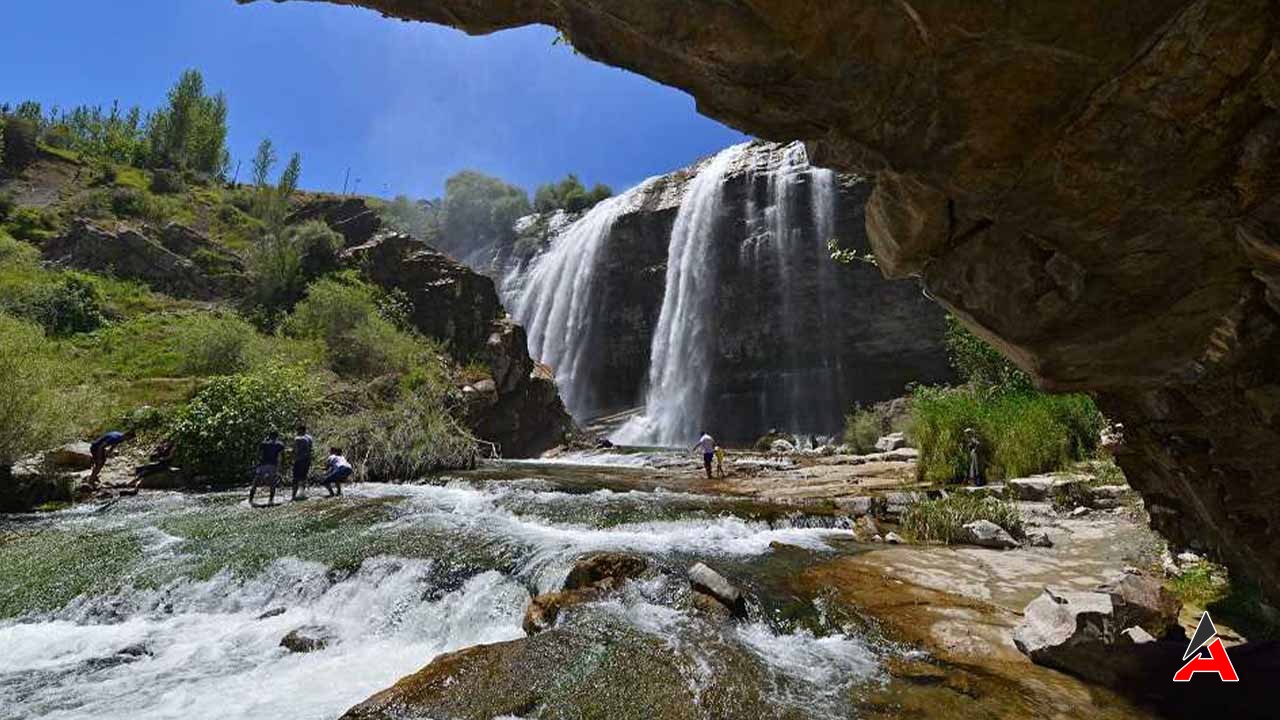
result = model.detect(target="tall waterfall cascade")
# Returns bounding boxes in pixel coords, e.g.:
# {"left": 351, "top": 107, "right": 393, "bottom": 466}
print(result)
{"left": 499, "top": 140, "right": 946, "bottom": 447}
{"left": 503, "top": 179, "right": 658, "bottom": 417}
{"left": 614, "top": 143, "right": 749, "bottom": 445}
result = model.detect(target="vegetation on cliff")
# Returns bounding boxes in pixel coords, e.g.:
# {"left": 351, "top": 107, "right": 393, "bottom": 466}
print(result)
{"left": 0, "top": 70, "right": 532, "bottom": 487}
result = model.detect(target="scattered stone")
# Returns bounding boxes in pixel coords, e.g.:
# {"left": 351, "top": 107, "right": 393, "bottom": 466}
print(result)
{"left": 770, "top": 439, "right": 795, "bottom": 454}
{"left": 958, "top": 520, "right": 1020, "bottom": 549}
{"left": 280, "top": 625, "right": 335, "bottom": 653}
{"left": 878, "top": 491, "right": 924, "bottom": 520}
{"left": 689, "top": 589, "right": 733, "bottom": 622}
{"left": 117, "top": 643, "right": 151, "bottom": 657}
{"left": 837, "top": 496, "right": 874, "bottom": 517}
{"left": 1071, "top": 506, "right": 1090, "bottom": 517}
{"left": 1099, "top": 571, "right": 1182, "bottom": 638}
{"left": 1160, "top": 550, "right": 1182, "bottom": 578}
{"left": 874, "top": 432, "right": 908, "bottom": 452}
{"left": 45, "top": 442, "right": 94, "bottom": 471}
{"left": 1119, "top": 626, "right": 1156, "bottom": 644}
{"left": 852, "top": 514, "right": 881, "bottom": 541}
{"left": 257, "top": 607, "right": 287, "bottom": 620}
{"left": 1176, "top": 551, "right": 1202, "bottom": 565}
{"left": 871, "top": 534, "right": 884, "bottom": 543}
{"left": 1026, "top": 530, "right": 1054, "bottom": 548}
{"left": 884, "top": 532, "right": 903, "bottom": 545}
{"left": 563, "top": 552, "right": 649, "bottom": 592}
{"left": 960, "top": 483, "right": 1005, "bottom": 499}
{"left": 688, "top": 563, "right": 745, "bottom": 616}
{"left": 1006, "top": 476, "right": 1057, "bottom": 501}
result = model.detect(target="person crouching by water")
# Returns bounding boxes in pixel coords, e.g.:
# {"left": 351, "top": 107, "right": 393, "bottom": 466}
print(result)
{"left": 320, "top": 447, "right": 352, "bottom": 497}
{"left": 693, "top": 431, "right": 716, "bottom": 479}
{"left": 249, "top": 430, "right": 286, "bottom": 507}
{"left": 291, "top": 424, "right": 313, "bottom": 501}
{"left": 88, "top": 430, "right": 135, "bottom": 487}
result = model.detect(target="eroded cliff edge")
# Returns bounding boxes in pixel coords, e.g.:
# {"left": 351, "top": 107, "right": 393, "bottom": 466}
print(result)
{"left": 251, "top": 0, "right": 1280, "bottom": 602}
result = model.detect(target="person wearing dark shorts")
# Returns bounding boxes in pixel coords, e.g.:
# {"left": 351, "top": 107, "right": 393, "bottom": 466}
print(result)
{"left": 88, "top": 430, "right": 134, "bottom": 486}
{"left": 291, "top": 425, "right": 313, "bottom": 501}
{"left": 320, "top": 447, "right": 352, "bottom": 497}
{"left": 249, "top": 431, "right": 286, "bottom": 507}
{"left": 693, "top": 431, "right": 716, "bottom": 479}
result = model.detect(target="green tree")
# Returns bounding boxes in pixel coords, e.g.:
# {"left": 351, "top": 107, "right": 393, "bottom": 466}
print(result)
{"left": 143, "top": 70, "right": 230, "bottom": 176}
{"left": 1, "top": 116, "right": 39, "bottom": 172}
{"left": 251, "top": 138, "right": 277, "bottom": 188}
{"left": 441, "top": 170, "right": 530, "bottom": 253}
{"left": 944, "top": 315, "right": 1033, "bottom": 393}
{"left": 0, "top": 315, "right": 72, "bottom": 466}
{"left": 278, "top": 153, "right": 302, "bottom": 198}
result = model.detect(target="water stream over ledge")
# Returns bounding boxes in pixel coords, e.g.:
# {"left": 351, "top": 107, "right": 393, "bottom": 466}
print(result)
{"left": 0, "top": 461, "right": 882, "bottom": 720}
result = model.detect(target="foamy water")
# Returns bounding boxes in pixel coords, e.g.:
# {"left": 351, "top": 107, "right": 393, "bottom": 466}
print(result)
{"left": 0, "top": 477, "right": 875, "bottom": 719}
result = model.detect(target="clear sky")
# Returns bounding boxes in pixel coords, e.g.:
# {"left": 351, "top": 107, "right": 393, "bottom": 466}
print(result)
{"left": 1, "top": 0, "right": 749, "bottom": 199}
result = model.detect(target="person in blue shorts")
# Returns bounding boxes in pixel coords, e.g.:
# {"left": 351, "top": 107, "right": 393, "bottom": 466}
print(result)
{"left": 249, "top": 431, "right": 287, "bottom": 507}
{"left": 88, "top": 430, "right": 135, "bottom": 486}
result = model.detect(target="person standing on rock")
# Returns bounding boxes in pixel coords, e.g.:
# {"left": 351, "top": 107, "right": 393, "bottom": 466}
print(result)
{"left": 693, "top": 431, "right": 716, "bottom": 479}
{"left": 714, "top": 444, "right": 726, "bottom": 478}
{"left": 249, "top": 430, "right": 287, "bottom": 507}
{"left": 290, "top": 424, "right": 313, "bottom": 501}
{"left": 319, "top": 447, "right": 352, "bottom": 497}
{"left": 88, "top": 430, "right": 135, "bottom": 486}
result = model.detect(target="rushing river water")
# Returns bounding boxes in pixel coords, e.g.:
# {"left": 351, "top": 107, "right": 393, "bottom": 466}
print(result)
{"left": 0, "top": 459, "right": 888, "bottom": 720}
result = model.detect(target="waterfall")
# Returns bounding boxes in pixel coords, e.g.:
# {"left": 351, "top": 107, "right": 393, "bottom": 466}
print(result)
{"left": 614, "top": 143, "right": 748, "bottom": 446}
{"left": 504, "top": 186, "right": 649, "bottom": 417}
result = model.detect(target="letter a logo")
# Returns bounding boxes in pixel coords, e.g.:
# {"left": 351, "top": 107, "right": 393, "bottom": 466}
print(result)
{"left": 1173, "top": 611, "right": 1239, "bottom": 682}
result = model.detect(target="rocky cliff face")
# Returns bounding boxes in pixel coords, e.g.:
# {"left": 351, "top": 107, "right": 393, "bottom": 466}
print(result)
{"left": 294, "top": 197, "right": 576, "bottom": 456}
{"left": 265, "top": 0, "right": 1280, "bottom": 602}
{"left": 480, "top": 142, "right": 951, "bottom": 443}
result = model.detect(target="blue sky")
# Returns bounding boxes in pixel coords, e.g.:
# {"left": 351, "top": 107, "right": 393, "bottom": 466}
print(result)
{"left": 1, "top": 0, "right": 749, "bottom": 198}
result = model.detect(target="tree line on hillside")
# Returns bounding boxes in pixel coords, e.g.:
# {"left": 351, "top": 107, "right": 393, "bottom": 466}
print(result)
{"left": 2, "top": 68, "right": 614, "bottom": 262}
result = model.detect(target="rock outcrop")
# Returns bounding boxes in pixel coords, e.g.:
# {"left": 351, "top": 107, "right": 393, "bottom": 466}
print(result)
{"left": 288, "top": 0, "right": 1280, "bottom": 602}
{"left": 42, "top": 220, "right": 239, "bottom": 299}
{"left": 286, "top": 197, "right": 574, "bottom": 456}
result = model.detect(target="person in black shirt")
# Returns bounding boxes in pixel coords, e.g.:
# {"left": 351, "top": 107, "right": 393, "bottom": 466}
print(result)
{"left": 291, "top": 424, "right": 314, "bottom": 501}
{"left": 249, "top": 430, "right": 287, "bottom": 507}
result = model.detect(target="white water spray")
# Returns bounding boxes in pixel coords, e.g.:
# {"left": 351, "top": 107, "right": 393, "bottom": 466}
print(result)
{"left": 614, "top": 144, "right": 748, "bottom": 446}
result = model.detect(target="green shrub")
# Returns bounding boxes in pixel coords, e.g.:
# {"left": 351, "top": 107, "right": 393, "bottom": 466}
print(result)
{"left": 0, "top": 314, "right": 73, "bottom": 465}
{"left": 322, "top": 391, "right": 477, "bottom": 480}
{"left": 944, "top": 315, "right": 1033, "bottom": 393}
{"left": 245, "top": 232, "right": 304, "bottom": 316}
{"left": 901, "top": 493, "right": 1025, "bottom": 544}
{"left": 842, "top": 405, "right": 883, "bottom": 454}
{"left": 290, "top": 220, "right": 343, "bottom": 279}
{"left": 0, "top": 193, "right": 15, "bottom": 222}
{"left": 176, "top": 313, "right": 258, "bottom": 376}
{"left": 285, "top": 276, "right": 419, "bottom": 377}
{"left": 0, "top": 230, "right": 37, "bottom": 264}
{"left": 168, "top": 365, "right": 314, "bottom": 482}
{"left": 6, "top": 206, "right": 60, "bottom": 243}
{"left": 911, "top": 386, "right": 1104, "bottom": 483}
{"left": 149, "top": 168, "right": 186, "bottom": 195}
{"left": 22, "top": 274, "right": 108, "bottom": 336}
{"left": 109, "top": 187, "right": 155, "bottom": 218}
{"left": 1050, "top": 481, "right": 1094, "bottom": 513}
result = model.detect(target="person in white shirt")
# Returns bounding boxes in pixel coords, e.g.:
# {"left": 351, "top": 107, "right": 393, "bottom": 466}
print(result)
{"left": 693, "top": 431, "right": 716, "bottom": 479}
{"left": 320, "top": 447, "right": 352, "bottom": 497}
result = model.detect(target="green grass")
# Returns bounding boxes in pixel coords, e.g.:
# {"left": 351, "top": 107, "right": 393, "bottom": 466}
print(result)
{"left": 1168, "top": 561, "right": 1280, "bottom": 641}
{"left": 900, "top": 493, "right": 1025, "bottom": 545}
{"left": 910, "top": 385, "right": 1104, "bottom": 483}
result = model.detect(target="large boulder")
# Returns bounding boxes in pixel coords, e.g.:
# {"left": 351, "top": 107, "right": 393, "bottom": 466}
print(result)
{"left": 957, "top": 520, "right": 1020, "bottom": 549}
{"left": 1100, "top": 572, "right": 1183, "bottom": 639}
{"left": 320, "top": 0, "right": 1280, "bottom": 606}
{"left": 1013, "top": 590, "right": 1118, "bottom": 682}
{"left": 45, "top": 442, "right": 93, "bottom": 471}
{"left": 874, "top": 432, "right": 908, "bottom": 452}
{"left": 563, "top": 552, "right": 649, "bottom": 591}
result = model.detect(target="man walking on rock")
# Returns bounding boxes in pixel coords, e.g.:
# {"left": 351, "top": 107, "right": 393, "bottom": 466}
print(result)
{"left": 693, "top": 431, "right": 716, "bottom": 479}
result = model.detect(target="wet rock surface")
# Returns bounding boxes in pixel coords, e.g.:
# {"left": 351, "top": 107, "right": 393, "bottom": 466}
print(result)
{"left": 280, "top": 625, "right": 336, "bottom": 653}
{"left": 317, "top": 0, "right": 1280, "bottom": 604}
